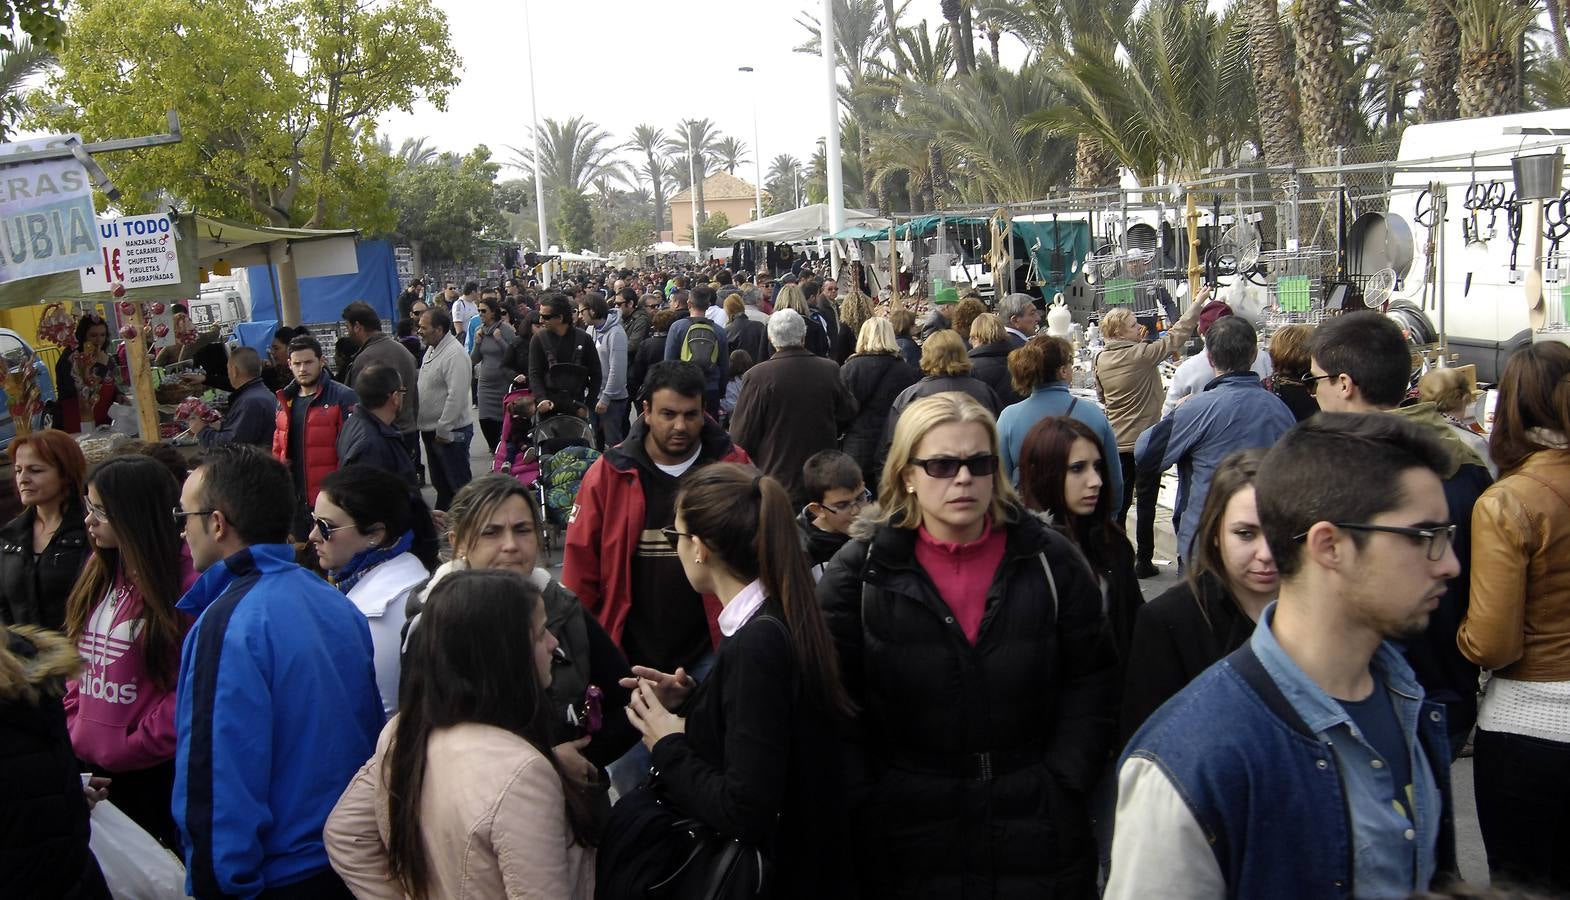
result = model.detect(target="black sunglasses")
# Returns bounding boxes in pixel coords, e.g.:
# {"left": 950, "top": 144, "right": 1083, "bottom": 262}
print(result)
{"left": 660, "top": 527, "right": 697, "bottom": 550}
{"left": 312, "top": 515, "right": 346, "bottom": 541}
{"left": 908, "top": 454, "right": 998, "bottom": 479}
{"left": 172, "top": 506, "right": 216, "bottom": 525}
{"left": 1299, "top": 371, "right": 1337, "bottom": 395}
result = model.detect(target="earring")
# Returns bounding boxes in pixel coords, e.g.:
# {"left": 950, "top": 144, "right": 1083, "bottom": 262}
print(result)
{"left": 906, "top": 485, "right": 915, "bottom": 493}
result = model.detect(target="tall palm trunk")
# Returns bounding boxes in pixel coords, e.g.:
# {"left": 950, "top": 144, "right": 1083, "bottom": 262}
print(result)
{"left": 694, "top": 166, "right": 707, "bottom": 233}
{"left": 928, "top": 142, "right": 947, "bottom": 211}
{"left": 1245, "top": 0, "right": 1303, "bottom": 169}
{"left": 646, "top": 151, "right": 666, "bottom": 235}
{"left": 942, "top": 0, "right": 970, "bottom": 74}
{"left": 1547, "top": 0, "right": 1570, "bottom": 60}
{"left": 1420, "top": 0, "right": 1461, "bottom": 121}
{"left": 1459, "top": 41, "right": 1520, "bottom": 116}
{"left": 1073, "top": 136, "right": 1120, "bottom": 189}
{"left": 958, "top": 1, "right": 977, "bottom": 71}
{"left": 1293, "top": 0, "right": 1356, "bottom": 163}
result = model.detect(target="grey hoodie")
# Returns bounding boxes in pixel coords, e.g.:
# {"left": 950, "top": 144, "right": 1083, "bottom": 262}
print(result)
{"left": 592, "top": 309, "right": 628, "bottom": 402}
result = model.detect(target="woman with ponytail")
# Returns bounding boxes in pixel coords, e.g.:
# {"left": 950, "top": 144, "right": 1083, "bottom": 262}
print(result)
{"left": 606, "top": 463, "right": 854, "bottom": 898}
{"left": 310, "top": 465, "right": 434, "bottom": 716}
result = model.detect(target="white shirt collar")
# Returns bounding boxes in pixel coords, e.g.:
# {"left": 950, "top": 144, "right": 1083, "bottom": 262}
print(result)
{"left": 716, "top": 579, "right": 768, "bottom": 637}
{"left": 1006, "top": 326, "right": 1029, "bottom": 340}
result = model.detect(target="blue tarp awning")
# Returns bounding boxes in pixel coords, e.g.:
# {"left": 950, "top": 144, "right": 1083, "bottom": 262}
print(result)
{"left": 246, "top": 239, "right": 400, "bottom": 325}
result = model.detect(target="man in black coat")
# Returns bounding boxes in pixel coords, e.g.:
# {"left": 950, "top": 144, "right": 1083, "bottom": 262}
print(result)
{"left": 528, "top": 293, "right": 602, "bottom": 418}
{"left": 336, "top": 365, "right": 417, "bottom": 486}
{"left": 729, "top": 309, "right": 857, "bottom": 508}
{"left": 191, "top": 348, "right": 277, "bottom": 449}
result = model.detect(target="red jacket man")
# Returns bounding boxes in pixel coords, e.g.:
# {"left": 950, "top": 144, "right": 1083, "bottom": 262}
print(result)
{"left": 563, "top": 362, "right": 748, "bottom": 672}
{"left": 270, "top": 336, "right": 357, "bottom": 515}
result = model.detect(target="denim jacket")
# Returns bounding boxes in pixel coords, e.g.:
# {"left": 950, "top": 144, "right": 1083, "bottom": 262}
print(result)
{"left": 1107, "top": 604, "right": 1455, "bottom": 899}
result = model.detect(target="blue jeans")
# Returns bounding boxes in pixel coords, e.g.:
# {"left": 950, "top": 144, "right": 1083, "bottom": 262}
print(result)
{"left": 608, "top": 649, "right": 715, "bottom": 800}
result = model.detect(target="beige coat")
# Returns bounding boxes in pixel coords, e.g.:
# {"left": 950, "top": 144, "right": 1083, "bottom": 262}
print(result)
{"left": 1093, "top": 302, "right": 1201, "bottom": 451}
{"left": 1458, "top": 449, "right": 1570, "bottom": 680}
{"left": 325, "top": 719, "right": 594, "bottom": 900}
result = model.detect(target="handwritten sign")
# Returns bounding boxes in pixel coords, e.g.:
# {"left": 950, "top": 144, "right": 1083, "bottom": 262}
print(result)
{"left": 0, "top": 135, "right": 100, "bottom": 285}
{"left": 80, "top": 213, "right": 181, "bottom": 292}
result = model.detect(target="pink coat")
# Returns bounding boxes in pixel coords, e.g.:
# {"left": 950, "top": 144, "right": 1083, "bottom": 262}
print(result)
{"left": 63, "top": 555, "right": 197, "bottom": 772}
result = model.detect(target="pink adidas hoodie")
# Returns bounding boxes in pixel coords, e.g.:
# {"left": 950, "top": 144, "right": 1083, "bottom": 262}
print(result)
{"left": 63, "top": 553, "right": 197, "bottom": 773}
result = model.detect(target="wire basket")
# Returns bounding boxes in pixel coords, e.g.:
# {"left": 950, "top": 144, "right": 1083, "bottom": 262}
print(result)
{"left": 1258, "top": 246, "right": 1336, "bottom": 326}
{"left": 1092, "top": 273, "right": 1167, "bottom": 317}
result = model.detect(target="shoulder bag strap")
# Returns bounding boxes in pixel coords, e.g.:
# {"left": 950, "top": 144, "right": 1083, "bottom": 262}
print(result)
{"left": 1038, "top": 551, "right": 1058, "bottom": 625}
{"left": 1066, "top": 397, "right": 1078, "bottom": 417}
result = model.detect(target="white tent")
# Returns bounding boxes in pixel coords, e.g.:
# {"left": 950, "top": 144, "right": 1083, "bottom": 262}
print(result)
{"left": 651, "top": 241, "right": 697, "bottom": 255}
{"left": 720, "top": 203, "right": 889, "bottom": 243}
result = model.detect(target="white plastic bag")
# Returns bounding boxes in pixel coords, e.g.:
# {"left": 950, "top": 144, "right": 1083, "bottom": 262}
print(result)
{"left": 89, "top": 800, "right": 190, "bottom": 900}
{"left": 107, "top": 402, "right": 138, "bottom": 436}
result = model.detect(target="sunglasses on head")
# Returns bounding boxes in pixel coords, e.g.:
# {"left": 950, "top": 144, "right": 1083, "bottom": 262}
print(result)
{"left": 908, "top": 454, "right": 998, "bottom": 479}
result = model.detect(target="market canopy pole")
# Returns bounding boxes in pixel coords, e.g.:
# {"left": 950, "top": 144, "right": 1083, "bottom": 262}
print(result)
{"left": 1186, "top": 191, "right": 1202, "bottom": 301}
{"left": 822, "top": 0, "right": 845, "bottom": 279}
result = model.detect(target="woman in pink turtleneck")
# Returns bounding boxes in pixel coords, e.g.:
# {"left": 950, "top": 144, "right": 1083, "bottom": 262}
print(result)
{"left": 62, "top": 455, "right": 195, "bottom": 849}
{"left": 817, "top": 391, "right": 1121, "bottom": 900}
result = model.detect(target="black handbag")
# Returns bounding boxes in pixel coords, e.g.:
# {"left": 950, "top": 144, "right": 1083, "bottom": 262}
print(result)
{"left": 595, "top": 781, "right": 767, "bottom": 900}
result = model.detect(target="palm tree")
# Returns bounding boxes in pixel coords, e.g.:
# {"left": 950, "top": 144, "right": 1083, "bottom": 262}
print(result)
{"left": 1243, "top": 0, "right": 1304, "bottom": 171}
{"left": 507, "top": 115, "right": 624, "bottom": 201}
{"left": 767, "top": 153, "right": 804, "bottom": 208}
{"left": 625, "top": 124, "right": 668, "bottom": 235}
{"left": 1453, "top": 0, "right": 1538, "bottom": 117}
{"left": 1420, "top": 0, "right": 1462, "bottom": 120}
{"left": 715, "top": 136, "right": 749, "bottom": 175}
{"left": 1345, "top": 0, "right": 1424, "bottom": 133}
{"left": 1294, "top": 0, "right": 1359, "bottom": 162}
{"left": 665, "top": 118, "right": 723, "bottom": 233}
{"left": 0, "top": 37, "right": 54, "bottom": 143}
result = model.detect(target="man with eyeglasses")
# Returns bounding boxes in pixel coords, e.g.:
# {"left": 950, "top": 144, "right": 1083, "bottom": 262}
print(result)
{"left": 336, "top": 364, "right": 416, "bottom": 486}
{"left": 1308, "top": 311, "right": 1493, "bottom": 752}
{"left": 172, "top": 444, "right": 382, "bottom": 899}
{"left": 618, "top": 286, "right": 651, "bottom": 358}
{"left": 1109, "top": 412, "right": 1461, "bottom": 899}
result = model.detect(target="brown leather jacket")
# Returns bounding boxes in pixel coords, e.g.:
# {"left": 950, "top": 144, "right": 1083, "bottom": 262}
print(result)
{"left": 1093, "top": 301, "right": 1200, "bottom": 451}
{"left": 1458, "top": 449, "right": 1570, "bottom": 679}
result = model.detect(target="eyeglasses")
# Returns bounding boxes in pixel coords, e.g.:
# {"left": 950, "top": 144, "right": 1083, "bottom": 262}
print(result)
{"left": 1294, "top": 522, "right": 1458, "bottom": 562}
{"left": 1299, "top": 371, "right": 1337, "bottom": 396}
{"left": 172, "top": 507, "right": 216, "bottom": 526}
{"left": 312, "top": 515, "right": 347, "bottom": 541}
{"left": 823, "top": 489, "right": 874, "bottom": 515}
{"left": 660, "top": 527, "right": 697, "bottom": 550}
{"left": 85, "top": 498, "right": 110, "bottom": 522}
{"left": 908, "top": 454, "right": 999, "bottom": 479}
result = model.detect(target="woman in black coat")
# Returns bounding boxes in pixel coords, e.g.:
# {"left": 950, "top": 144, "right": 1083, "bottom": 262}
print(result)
{"left": 967, "top": 313, "right": 1023, "bottom": 408}
{"left": 0, "top": 432, "right": 90, "bottom": 631}
{"left": 620, "top": 464, "right": 855, "bottom": 898}
{"left": 819, "top": 392, "right": 1118, "bottom": 900}
{"left": 1016, "top": 415, "right": 1143, "bottom": 664}
{"left": 1119, "top": 449, "right": 1276, "bottom": 743}
{"left": 627, "top": 310, "right": 676, "bottom": 403}
{"left": 839, "top": 318, "right": 919, "bottom": 485}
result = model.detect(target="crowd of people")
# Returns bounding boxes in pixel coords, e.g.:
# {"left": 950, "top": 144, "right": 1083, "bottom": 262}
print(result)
{"left": 1, "top": 259, "right": 1568, "bottom": 900}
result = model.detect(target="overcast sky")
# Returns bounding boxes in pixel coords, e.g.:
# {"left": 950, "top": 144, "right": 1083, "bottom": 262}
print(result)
{"left": 378, "top": 0, "right": 986, "bottom": 187}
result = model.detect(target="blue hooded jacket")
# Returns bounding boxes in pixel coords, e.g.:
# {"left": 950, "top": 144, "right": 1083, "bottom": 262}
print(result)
{"left": 173, "top": 543, "right": 383, "bottom": 898}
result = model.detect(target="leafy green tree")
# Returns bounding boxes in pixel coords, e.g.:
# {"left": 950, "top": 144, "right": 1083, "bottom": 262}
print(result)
{"left": 612, "top": 217, "right": 657, "bottom": 254}
{"left": 1, "top": 0, "right": 66, "bottom": 52}
{"left": 31, "top": 0, "right": 453, "bottom": 230}
{"left": 386, "top": 145, "right": 504, "bottom": 263}
{"left": 555, "top": 188, "right": 595, "bottom": 252}
{"left": 686, "top": 210, "right": 731, "bottom": 250}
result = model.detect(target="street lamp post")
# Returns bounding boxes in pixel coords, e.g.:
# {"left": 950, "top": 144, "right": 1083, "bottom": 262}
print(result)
{"left": 822, "top": 0, "right": 846, "bottom": 277}
{"left": 739, "top": 66, "right": 763, "bottom": 220}
{"left": 522, "top": 0, "right": 549, "bottom": 277}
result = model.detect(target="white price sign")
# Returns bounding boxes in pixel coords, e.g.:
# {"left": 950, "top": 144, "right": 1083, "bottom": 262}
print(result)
{"left": 79, "top": 213, "right": 181, "bottom": 292}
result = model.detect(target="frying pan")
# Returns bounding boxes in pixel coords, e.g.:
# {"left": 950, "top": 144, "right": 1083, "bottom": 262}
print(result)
{"left": 1347, "top": 211, "right": 1415, "bottom": 280}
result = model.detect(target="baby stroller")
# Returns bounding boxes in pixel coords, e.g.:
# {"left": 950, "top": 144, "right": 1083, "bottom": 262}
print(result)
{"left": 493, "top": 385, "right": 542, "bottom": 487}
{"left": 532, "top": 411, "right": 600, "bottom": 562}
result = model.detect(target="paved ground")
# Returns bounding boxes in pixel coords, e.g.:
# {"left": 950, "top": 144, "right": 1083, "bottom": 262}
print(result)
{"left": 432, "top": 423, "right": 1492, "bottom": 886}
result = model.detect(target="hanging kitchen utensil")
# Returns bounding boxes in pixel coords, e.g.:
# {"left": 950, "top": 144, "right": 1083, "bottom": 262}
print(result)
{"left": 1526, "top": 198, "right": 1548, "bottom": 331}
{"left": 1464, "top": 180, "right": 1488, "bottom": 245}
{"left": 1047, "top": 213, "right": 1065, "bottom": 283}
{"left": 1349, "top": 210, "right": 1417, "bottom": 280}
{"left": 1544, "top": 189, "right": 1570, "bottom": 280}
{"left": 1507, "top": 190, "right": 1523, "bottom": 276}
{"left": 1483, "top": 181, "right": 1508, "bottom": 241}
{"left": 1363, "top": 268, "right": 1399, "bottom": 309}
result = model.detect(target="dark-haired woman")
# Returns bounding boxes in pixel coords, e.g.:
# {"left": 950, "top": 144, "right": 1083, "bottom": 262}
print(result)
{"left": 1119, "top": 449, "right": 1275, "bottom": 743}
{"left": 819, "top": 392, "right": 1118, "bottom": 899}
{"left": 62, "top": 455, "right": 195, "bottom": 848}
{"left": 1458, "top": 342, "right": 1570, "bottom": 890}
{"left": 0, "top": 431, "right": 90, "bottom": 631}
{"left": 55, "top": 313, "right": 126, "bottom": 433}
{"left": 311, "top": 466, "right": 433, "bottom": 717}
{"left": 1018, "top": 416, "right": 1143, "bottom": 664}
{"left": 325, "top": 570, "right": 595, "bottom": 899}
{"left": 606, "top": 464, "right": 854, "bottom": 898}
{"left": 472, "top": 298, "right": 518, "bottom": 452}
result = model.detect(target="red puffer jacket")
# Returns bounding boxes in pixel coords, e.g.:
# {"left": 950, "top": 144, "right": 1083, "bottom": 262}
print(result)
{"left": 271, "top": 373, "right": 357, "bottom": 506}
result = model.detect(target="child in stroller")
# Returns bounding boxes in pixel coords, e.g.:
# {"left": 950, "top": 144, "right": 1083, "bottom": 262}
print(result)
{"left": 493, "top": 384, "right": 541, "bottom": 485}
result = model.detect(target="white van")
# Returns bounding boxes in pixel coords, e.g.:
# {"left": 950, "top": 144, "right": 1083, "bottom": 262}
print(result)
{"left": 1393, "top": 110, "right": 1570, "bottom": 381}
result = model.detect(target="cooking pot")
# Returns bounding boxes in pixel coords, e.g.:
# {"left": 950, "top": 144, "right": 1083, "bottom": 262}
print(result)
{"left": 1348, "top": 211, "right": 1415, "bottom": 280}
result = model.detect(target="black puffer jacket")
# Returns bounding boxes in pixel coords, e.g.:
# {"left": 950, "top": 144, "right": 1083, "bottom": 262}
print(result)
{"left": 969, "top": 341, "right": 1023, "bottom": 408}
{"left": 818, "top": 509, "right": 1119, "bottom": 899}
{"left": 0, "top": 502, "right": 90, "bottom": 631}
{"left": 0, "top": 626, "right": 109, "bottom": 899}
{"left": 838, "top": 353, "right": 919, "bottom": 483}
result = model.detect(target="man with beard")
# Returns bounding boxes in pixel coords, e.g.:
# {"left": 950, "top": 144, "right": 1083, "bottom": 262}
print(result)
{"left": 561, "top": 361, "right": 750, "bottom": 797}
{"left": 1109, "top": 413, "right": 1462, "bottom": 899}
{"left": 270, "top": 334, "right": 358, "bottom": 539}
